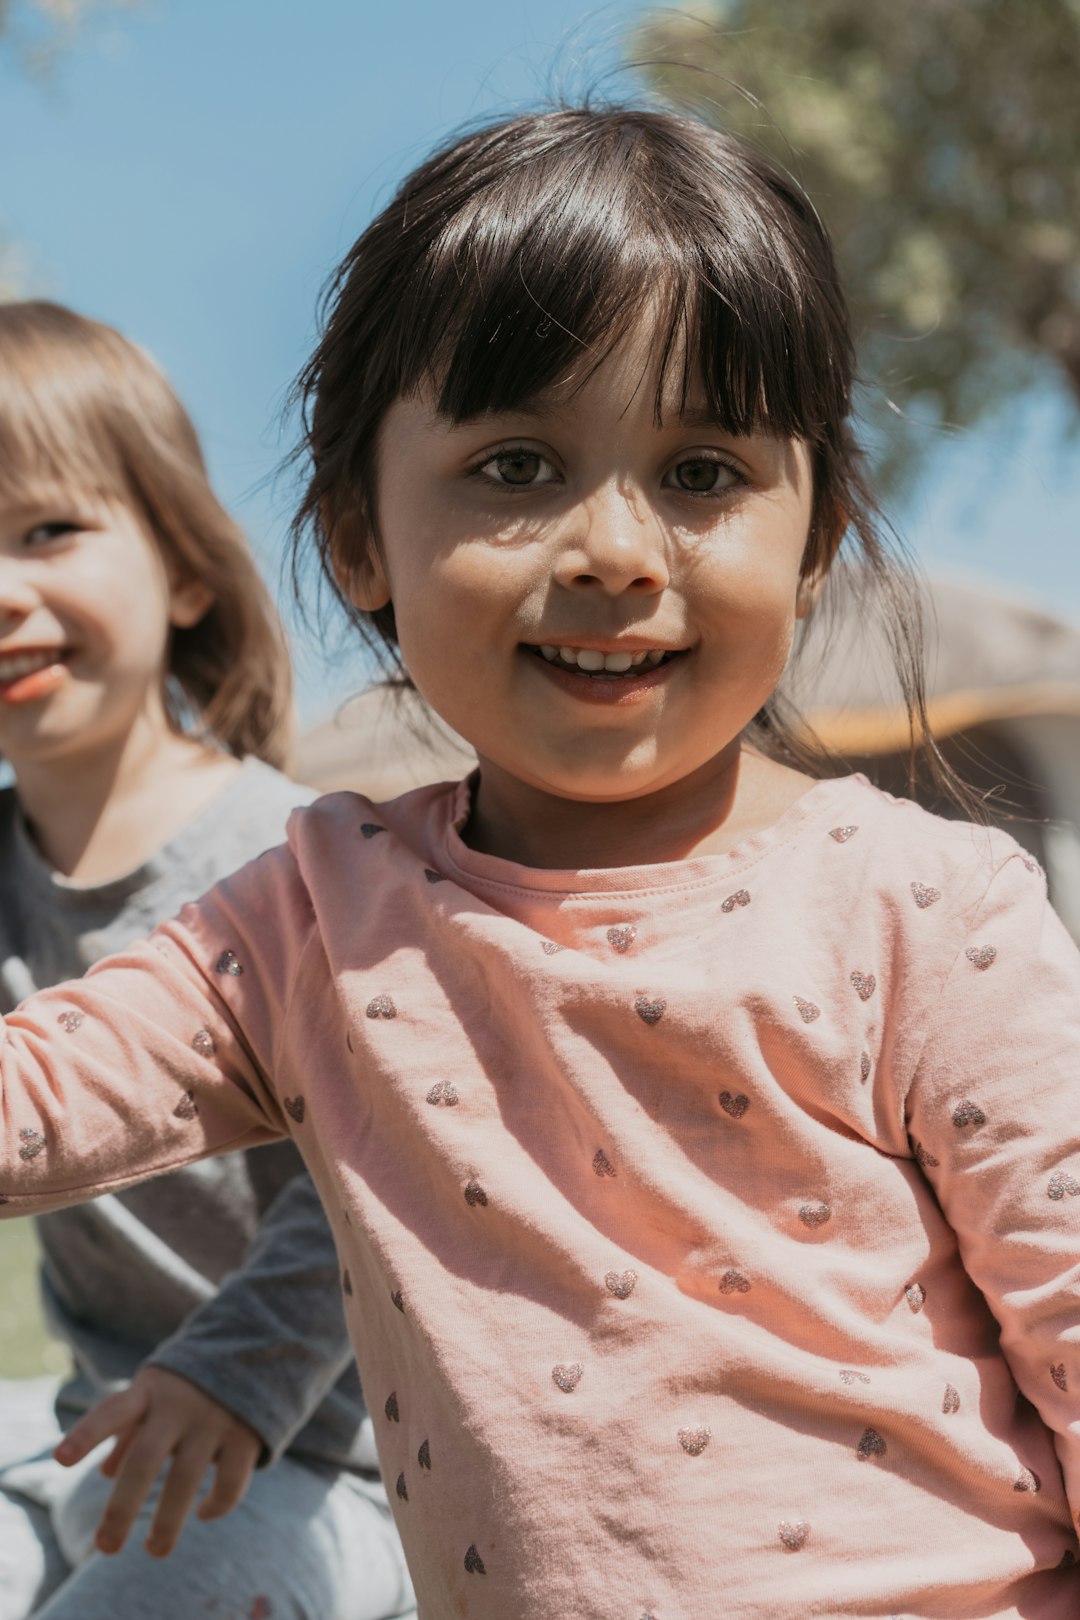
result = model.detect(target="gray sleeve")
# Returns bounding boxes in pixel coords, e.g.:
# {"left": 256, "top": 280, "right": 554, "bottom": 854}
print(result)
{"left": 146, "top": 1169, "right": 354, "bottom": 1466}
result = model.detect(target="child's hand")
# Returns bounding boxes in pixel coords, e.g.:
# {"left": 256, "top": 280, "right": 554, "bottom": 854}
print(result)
{"left": 53, "top": 1365, "right": 262, "bottom": 1558}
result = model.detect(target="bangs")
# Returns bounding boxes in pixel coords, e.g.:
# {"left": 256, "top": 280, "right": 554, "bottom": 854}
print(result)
{"left": 0, "top": 364, "right": 131, "bottom": 513}
{"left": 378, "top": 110, "right": 853, "bottom": 440}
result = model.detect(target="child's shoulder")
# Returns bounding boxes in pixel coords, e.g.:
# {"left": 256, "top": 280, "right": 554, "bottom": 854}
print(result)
{"left": 284, "top": 777, "right": 460, "bottom": 861}
{"left": 814, "top": 773, "right": 1042, "bottom": 927}
{"left": 232, "top": 756, "right": 318, "bottom": 820}
{"left": 168, "top": 757, "right": 317, "bottom": 892}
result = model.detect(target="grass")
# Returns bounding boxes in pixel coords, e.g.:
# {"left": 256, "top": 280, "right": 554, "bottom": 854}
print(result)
{"left": 0, "top": 1218, "right": 70, "bottom": 1378}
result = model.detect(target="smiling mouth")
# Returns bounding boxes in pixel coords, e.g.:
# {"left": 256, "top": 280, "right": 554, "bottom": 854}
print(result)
{"left": 525, "top": 644, "right": 682, "bottom": 678}
{"left": 0, "top": 648, "right": 70, "bottom": 684}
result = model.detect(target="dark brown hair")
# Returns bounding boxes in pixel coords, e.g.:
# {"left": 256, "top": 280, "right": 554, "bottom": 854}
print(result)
{"left": 291, "top": 103, "right": 954, "bottom": 797}
{"left": 0, "top": 301, "right": 294, "bottom": 768}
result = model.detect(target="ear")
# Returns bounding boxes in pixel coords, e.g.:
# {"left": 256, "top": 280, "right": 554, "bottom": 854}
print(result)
{"left": 330, "top": 519, "right": 391, "bottom": 613}
{"left": 168, "top": 577, "right": 215, "bottom": 629}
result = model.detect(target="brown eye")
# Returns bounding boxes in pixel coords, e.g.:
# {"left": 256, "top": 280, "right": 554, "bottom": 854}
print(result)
{"left": 493, "top": 451, "right": 543, "bottom": 485}
{"left": 670, "top": 458, "right": 735, "bottom": 494}
{"left": 25, "top": 521, "right": 78, "bottom": 545}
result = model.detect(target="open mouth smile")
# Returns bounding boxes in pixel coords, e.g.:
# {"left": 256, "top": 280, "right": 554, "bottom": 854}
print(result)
{"left": 0, "top": 647, "right": 72, "bottom": 703}
{"left": 525, "top": 643, "right": 682, "bottom": 679}
{"left": 0, "top": 649, "right": 68, "bottom": 681}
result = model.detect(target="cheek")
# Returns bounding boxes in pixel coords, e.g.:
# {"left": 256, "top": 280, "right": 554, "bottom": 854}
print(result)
{"left": 90, "top": 584, "right": 163, "bottom": 647}
{"left": 696, "top": 533, "right": 804, "bottom": 641}
{"left": 389, "top": 541, "right": 528, "bottom": 663}
{"left": 63, "top": 562, "right": 174, "bottom": 670}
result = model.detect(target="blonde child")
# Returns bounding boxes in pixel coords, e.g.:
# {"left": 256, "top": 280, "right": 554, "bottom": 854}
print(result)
{"left": 2, "top": 111, "right": 1080, "bottom": 1617}
{"left": 0, "top": 303, "right": 413, "bottom": 1620}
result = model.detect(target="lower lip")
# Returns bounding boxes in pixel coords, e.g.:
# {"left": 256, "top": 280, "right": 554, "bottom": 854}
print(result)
{"left": 523, "top": 650, "right": 682, "bottom": 705}
{"left": 0, "top": 662, "right": 69, "bottom": 704}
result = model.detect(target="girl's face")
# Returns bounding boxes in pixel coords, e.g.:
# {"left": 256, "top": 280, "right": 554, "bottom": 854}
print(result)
{"left": 0, "top": 489, "right": 210, "bottom": 770}
{"left": 358, "top": 328, "right": 819, "bottom": 810}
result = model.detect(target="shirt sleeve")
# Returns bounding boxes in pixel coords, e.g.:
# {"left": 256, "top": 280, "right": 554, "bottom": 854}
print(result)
{"left": 906, "top": 845, "right": 1080, "bottom": 1519}
{"left": 145, "top": 1169, "right": 354, "bottom": 1466}
{"left": 0, "top": 843, "right": 307, "bottom": 1213}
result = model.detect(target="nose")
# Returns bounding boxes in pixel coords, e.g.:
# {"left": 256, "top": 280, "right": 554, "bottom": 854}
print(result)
{"left": 553, "top": 484, "right": 670, "bottom": 598}
{"left": 0, "top": 556, "right": 39, "bottom": 629}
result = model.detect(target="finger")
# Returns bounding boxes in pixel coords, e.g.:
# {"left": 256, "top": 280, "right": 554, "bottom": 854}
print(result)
{"left": 145, "top": 1441, "right": 215, "bottom": 1558}
{"left": 93, "top": 1428, "right": 177, "bottom": 1555}
{"left": 99, "top": 1428, "right": 137, "bottom": 1478}
{"left": 55, "top": 1389, "right": 146, "bottom": 1467}
{"left": 195, "top": 1437, "right": 259, "bottom": 1522}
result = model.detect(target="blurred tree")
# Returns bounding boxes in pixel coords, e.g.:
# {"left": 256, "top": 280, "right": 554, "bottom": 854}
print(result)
{"left": 0, "top": 0, "right": 139, "bottom": 294}
{"left": 1, "top": 0, "right": 137, "bottom": 70}
{"left": 629, "top": 1, "right": 1080, "bottom": 478}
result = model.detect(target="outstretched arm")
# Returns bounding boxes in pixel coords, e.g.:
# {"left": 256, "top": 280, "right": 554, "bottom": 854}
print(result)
{"left": 0, "top": 844, "right": 326, "bottom": 1556}
{"left": 0, "top": 830, "right": 356, "bottom": 1563}
{"left": 0, "top": 843, "right": 307, "bottom": 1212}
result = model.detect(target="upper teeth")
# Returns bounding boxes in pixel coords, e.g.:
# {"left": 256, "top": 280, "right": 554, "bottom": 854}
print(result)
{"left": 538, "top": 646, "right": 667, "bottom": 672}
{"left": 0, "top": 651, "right": 59, "bottom": 681}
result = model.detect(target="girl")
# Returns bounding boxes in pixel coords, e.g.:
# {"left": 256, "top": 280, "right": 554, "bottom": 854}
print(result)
{"left": 0, "top": 304, "right": 413, "bottom": 1620}
{"left": 1, "top": 110, "right": 1079, "bottom": 1618}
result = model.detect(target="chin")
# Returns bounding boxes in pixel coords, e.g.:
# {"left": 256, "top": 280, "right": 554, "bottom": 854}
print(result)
{"left": 515, "top": 757, "right": 689, "bottom": 805}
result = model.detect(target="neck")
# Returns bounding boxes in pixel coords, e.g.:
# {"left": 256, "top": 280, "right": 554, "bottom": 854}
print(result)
{"left": 12, "top": 711, "right": 242, "bottom": 883}
{"left": 466, "top": 742, "right": 813, "bottom": 870}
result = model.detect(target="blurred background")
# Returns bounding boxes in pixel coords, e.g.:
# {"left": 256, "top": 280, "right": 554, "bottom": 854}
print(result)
{"left": 2, "top": 0, "right": 1079, "bottom": 1367}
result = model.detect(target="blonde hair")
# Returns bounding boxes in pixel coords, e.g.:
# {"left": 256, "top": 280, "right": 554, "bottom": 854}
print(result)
{"left": 0, "top": 300, "right": 293, "bottom": 768}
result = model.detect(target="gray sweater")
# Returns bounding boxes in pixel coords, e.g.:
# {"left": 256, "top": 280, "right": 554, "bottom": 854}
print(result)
{"left": 0, "top": 758, "right": 374, "bottom": 1472}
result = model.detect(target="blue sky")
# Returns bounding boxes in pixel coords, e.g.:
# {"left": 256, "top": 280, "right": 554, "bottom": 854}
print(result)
{"left": 2, "top": 0, "right": 1078, "bottom": 723}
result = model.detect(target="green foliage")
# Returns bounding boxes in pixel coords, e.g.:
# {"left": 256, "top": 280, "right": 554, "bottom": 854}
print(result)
{"left": 0, "top": 1220, "right": 68, "bottom": 1378}
{"left": 630, "top": 1, "right": 1080, "bottom": 479}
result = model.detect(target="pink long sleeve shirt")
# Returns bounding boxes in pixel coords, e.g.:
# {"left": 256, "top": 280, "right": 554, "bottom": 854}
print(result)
{"left": 3, "top": 773, "right": 1080, "bottom": 1618}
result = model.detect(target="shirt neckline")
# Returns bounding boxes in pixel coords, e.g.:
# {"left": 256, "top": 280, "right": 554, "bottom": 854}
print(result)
{"left": 437, "top": 771, "right": 871, "bottom": 901}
